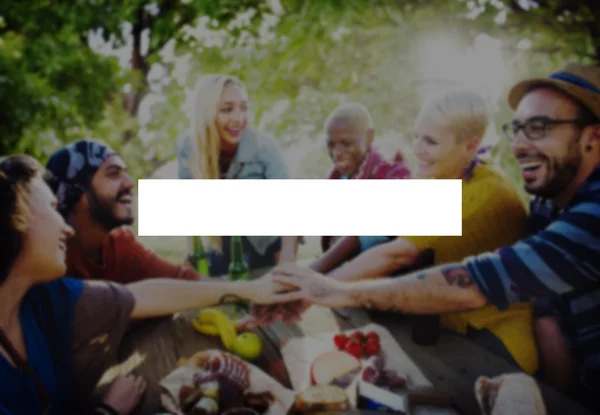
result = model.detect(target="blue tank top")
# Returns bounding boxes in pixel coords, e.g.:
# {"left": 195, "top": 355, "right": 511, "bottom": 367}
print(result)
{"left": 0, "top": 278, "right": 83, "bottom": 415}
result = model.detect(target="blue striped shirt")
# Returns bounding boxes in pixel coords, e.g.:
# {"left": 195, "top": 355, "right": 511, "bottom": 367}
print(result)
{"left": 466, "top": 166, "right": 600, "bottom": 389}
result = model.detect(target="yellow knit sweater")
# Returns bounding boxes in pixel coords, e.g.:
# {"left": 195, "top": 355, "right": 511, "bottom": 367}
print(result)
{"left": 403, "top": 164, "right": 539, "bottom": 374}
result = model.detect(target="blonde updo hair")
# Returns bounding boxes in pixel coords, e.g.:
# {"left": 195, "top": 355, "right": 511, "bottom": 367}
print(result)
{"left": 416, "top": 88, "right": 490, "bottom": 144}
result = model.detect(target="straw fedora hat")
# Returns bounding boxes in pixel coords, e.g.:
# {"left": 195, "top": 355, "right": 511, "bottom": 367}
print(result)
{"left": 508, "top": 62, "right": 600, "bottom": 120}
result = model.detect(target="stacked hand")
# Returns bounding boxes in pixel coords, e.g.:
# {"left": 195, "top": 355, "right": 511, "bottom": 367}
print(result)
{"left": 238, "top": 264, "right": 349, "bottom": 329}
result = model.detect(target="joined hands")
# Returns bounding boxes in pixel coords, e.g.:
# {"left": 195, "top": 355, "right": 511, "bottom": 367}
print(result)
{"left": 239, "top": 263, "right": 350, "bottom": 329}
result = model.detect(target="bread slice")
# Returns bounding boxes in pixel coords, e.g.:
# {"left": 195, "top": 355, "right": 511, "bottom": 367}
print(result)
{"left": 293, "top": 385, "right": 350, "bottom": 412}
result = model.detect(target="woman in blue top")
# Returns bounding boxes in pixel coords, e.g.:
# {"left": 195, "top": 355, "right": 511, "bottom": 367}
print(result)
{"left": 0, "top": 155, "right": 294, "bottom": 415}
{"left": 176, "top": 74, "right": 300, "bottom": 275}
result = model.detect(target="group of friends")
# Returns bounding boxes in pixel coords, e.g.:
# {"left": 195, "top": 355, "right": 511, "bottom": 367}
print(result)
{"left": 0, "top": 61, "right": 599, "bottom": 415}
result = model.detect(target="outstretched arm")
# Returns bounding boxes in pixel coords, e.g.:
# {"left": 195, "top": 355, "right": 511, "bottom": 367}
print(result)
{"left": 270, "top": 263, "right": 487, "bottom": 314}
{"left": 310, "top": 236, "right": 361, "bottom": 273}
{"left": 328, "top": 238, "right": 420, "bottom": 282}
{"left": 279, "top": 236, "right": 300, "bottom": 263}
{"left": 127, "top": 277, "right": 284, "bottom": 319}
{"left": 270, "top": 194, "right": 600, "bottom": 313}
{"left": 342, "top": 263, "right": 487, "bottom": 313}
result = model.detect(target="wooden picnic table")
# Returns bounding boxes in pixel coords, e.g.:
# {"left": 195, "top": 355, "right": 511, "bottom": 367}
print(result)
{"left": 104, "top": 268, "right": 596, "bottom": 415}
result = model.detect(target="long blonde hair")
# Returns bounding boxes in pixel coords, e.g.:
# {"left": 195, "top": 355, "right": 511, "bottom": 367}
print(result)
{"left": 190, "top": 74, "right": 247, "bottom": 180}
{"left": 190, "top": 74, "right": 247, "bottom": 252}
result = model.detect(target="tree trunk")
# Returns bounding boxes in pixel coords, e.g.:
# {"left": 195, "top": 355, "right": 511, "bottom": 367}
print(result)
{"left": 584, "top": 1, "right": 600, "bottom": 65}
{"left": 123, "top": 6, "right": 150, "bottom": 144}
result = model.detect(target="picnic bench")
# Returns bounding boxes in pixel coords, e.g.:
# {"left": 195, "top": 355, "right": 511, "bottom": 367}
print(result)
{"left": 104, "top": 267, "right": 596, "bottom": 415}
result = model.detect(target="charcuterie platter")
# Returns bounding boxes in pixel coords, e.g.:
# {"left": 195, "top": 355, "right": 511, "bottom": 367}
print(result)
{"left": 280, "top": 323, "right": 454, "bottom": 414}
{"left": 159, "top": 350, "right": 296, "bottom": 415}
{"left": 157, "top": 324, "right": 455, "bottom": 414}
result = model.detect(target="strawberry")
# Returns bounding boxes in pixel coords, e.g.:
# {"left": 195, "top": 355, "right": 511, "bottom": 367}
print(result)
{"left": 366, "top": 331, "right": 380, "bottom": 344}
{"left": 333, "top": 334, "right": 349, "bottom": 350}
{"left": 350, "top": 331, "right": 364, "bottom": 344}
{"left": 365, "top": 338, "right": 381, "bottom": 356}
{"left": 344, "top": 339, "right": 363, "bottom": 359}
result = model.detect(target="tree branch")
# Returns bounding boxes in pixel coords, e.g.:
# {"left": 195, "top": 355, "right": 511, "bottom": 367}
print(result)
{"left": 507, "top": 0, "right": 527, "bottom": 13}
{"left": 147, "top": 17, "right": 196, "bottom": 57}
{"left": 147, "top": 0, "right": 198, "bottom": 57}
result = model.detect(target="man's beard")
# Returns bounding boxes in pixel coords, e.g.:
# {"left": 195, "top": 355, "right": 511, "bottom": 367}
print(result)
{"left": 525, "top": 134, "right": 582, "bottom": 199}
{"left": 86, "top": 188, "right": 134, "bottom": 232}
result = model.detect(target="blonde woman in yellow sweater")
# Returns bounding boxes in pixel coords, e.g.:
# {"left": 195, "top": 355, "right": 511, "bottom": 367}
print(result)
{"left": 301, "top": 88, "right": 538, "bottom": 375}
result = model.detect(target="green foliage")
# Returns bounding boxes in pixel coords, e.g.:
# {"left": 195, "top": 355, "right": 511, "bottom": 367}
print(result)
{"left": 0, "top": 27, "right": 122, "bottom": 159}
{"left": 0, "top": 0, "right": 271, "bottom": 161}
{"left": 2, "top": 0, "right": 600, "bottom": 188}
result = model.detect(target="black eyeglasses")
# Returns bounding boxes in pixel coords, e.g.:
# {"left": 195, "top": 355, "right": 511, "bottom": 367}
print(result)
{"left": 502, "top": 116, "right": 591, "bottom": 142}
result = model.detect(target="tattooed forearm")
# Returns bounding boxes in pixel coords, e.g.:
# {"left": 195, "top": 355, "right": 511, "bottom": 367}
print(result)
{"left": 350, "top": 290, "right": 403, "bottom": 313}
{"left": 342, "top": 263, "right": 485, "bottom": 314}
{"left": 441, "top": 265, "right": 474, "bottom": 288}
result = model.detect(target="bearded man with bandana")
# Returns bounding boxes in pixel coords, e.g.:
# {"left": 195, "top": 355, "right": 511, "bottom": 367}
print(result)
{"left": 46, "top": 139, "right": 201, "bottom": 283}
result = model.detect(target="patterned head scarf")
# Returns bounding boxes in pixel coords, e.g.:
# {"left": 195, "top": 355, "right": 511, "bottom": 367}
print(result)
{"left": 45, "top": 139, "right": 116, "bottom": 215}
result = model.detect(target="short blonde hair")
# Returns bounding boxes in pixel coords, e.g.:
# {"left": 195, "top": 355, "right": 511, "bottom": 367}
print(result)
{"left": 416, "top": 88, "right": 490, "bottom": 143}
{"left": 324, "top": 102, "right": 374, "bottom": 133}
{"left": 190, "top": 74, "right": 247, "bottom": 181}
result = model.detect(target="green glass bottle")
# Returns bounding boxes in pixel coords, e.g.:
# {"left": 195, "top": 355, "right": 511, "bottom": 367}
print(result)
{"left": 190, "top": 236, "right": 210, "bottom": 277}
{"left": 228, "top": 236, "right": 249, "bottom": 281}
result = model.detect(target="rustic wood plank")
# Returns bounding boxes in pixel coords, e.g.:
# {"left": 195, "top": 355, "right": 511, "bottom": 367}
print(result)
{"left": 111, "top": 303, "right": 293, "bottom": 415}
{"left": 104, "top": 263, "right": 592, "bottom": 415}
{"left": 368, "top": 312, "right": 595, "bottom": 415}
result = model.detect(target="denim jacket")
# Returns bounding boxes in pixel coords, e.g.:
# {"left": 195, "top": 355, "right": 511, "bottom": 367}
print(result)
{"left": 176, "top": 126, "right": 288, "bottom": 256}
{"left": 176, "top": 126, "right": 289, "bottom": 181}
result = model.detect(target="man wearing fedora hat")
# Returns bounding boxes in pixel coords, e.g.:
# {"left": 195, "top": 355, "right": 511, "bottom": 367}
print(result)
{"left": 262, "top": 63, "right": 600, "bottom": 412}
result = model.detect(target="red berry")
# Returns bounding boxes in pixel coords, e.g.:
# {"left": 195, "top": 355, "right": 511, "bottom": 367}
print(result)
{"left": 366, "top": 331, "right": 380, "bottom": 344}
{"left": 361, "top": 366, "right": 380, "bottom": 384}
{"left": 333, "top": 334, "right": 349, "bottom": 350}
{"left": 383, "top": 370, "right": 407, "bottom": 389}
{"left": 345, "top": 339, "right": 363, "bottom": 358}
{"left": 350, "top": 331, "right": 364, "bottom": 343}
{"left": 365, "top": 338, "right": 381, "bottom": 356}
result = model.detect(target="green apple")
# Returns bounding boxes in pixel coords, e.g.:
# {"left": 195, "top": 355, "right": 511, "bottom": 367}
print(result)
{"left": 232, "top": 332, "right": 263, "bottom": 361}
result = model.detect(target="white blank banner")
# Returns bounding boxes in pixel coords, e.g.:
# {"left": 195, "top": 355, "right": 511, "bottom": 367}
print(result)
{"left": 137, "top": 179, "right": 462, "bottom": 236}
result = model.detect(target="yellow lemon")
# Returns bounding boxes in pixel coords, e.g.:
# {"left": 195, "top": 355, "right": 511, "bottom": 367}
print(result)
{"left": 232, "top": 332, "right": 263, "bottom": 361}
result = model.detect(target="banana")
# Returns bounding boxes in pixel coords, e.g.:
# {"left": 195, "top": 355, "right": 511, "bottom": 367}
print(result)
{"left": 191, "top": 318, "right": 219, "bottom": 336}
{"left": 197, "top": 308, "right": 227, "bottom": 324}
{"left": 194, "top": 308, "right": 238, "bottom": 350}
{"left": 214, "top": 312, "right": 237, "bottom": 351}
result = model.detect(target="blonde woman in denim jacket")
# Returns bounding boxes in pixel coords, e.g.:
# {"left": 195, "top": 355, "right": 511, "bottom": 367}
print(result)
{"left": 176, "top": 74, "right": 299, "bottom": 275}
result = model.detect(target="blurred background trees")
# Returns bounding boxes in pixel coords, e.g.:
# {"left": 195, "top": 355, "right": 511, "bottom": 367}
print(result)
{"left": 2, "top": 0, "right": 599, "bottom": 258}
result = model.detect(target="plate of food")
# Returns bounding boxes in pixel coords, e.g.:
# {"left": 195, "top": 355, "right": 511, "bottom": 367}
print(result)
{"left": 159, "top": 350, "right": 296, "bottom": 415}
{"left": 280, "top": 323, "right": 434, "bottom": 412}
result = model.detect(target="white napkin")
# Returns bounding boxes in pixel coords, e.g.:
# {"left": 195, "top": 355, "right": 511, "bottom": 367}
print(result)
{"left": 475, "top": 372, "right": 547, "bottom": 415}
